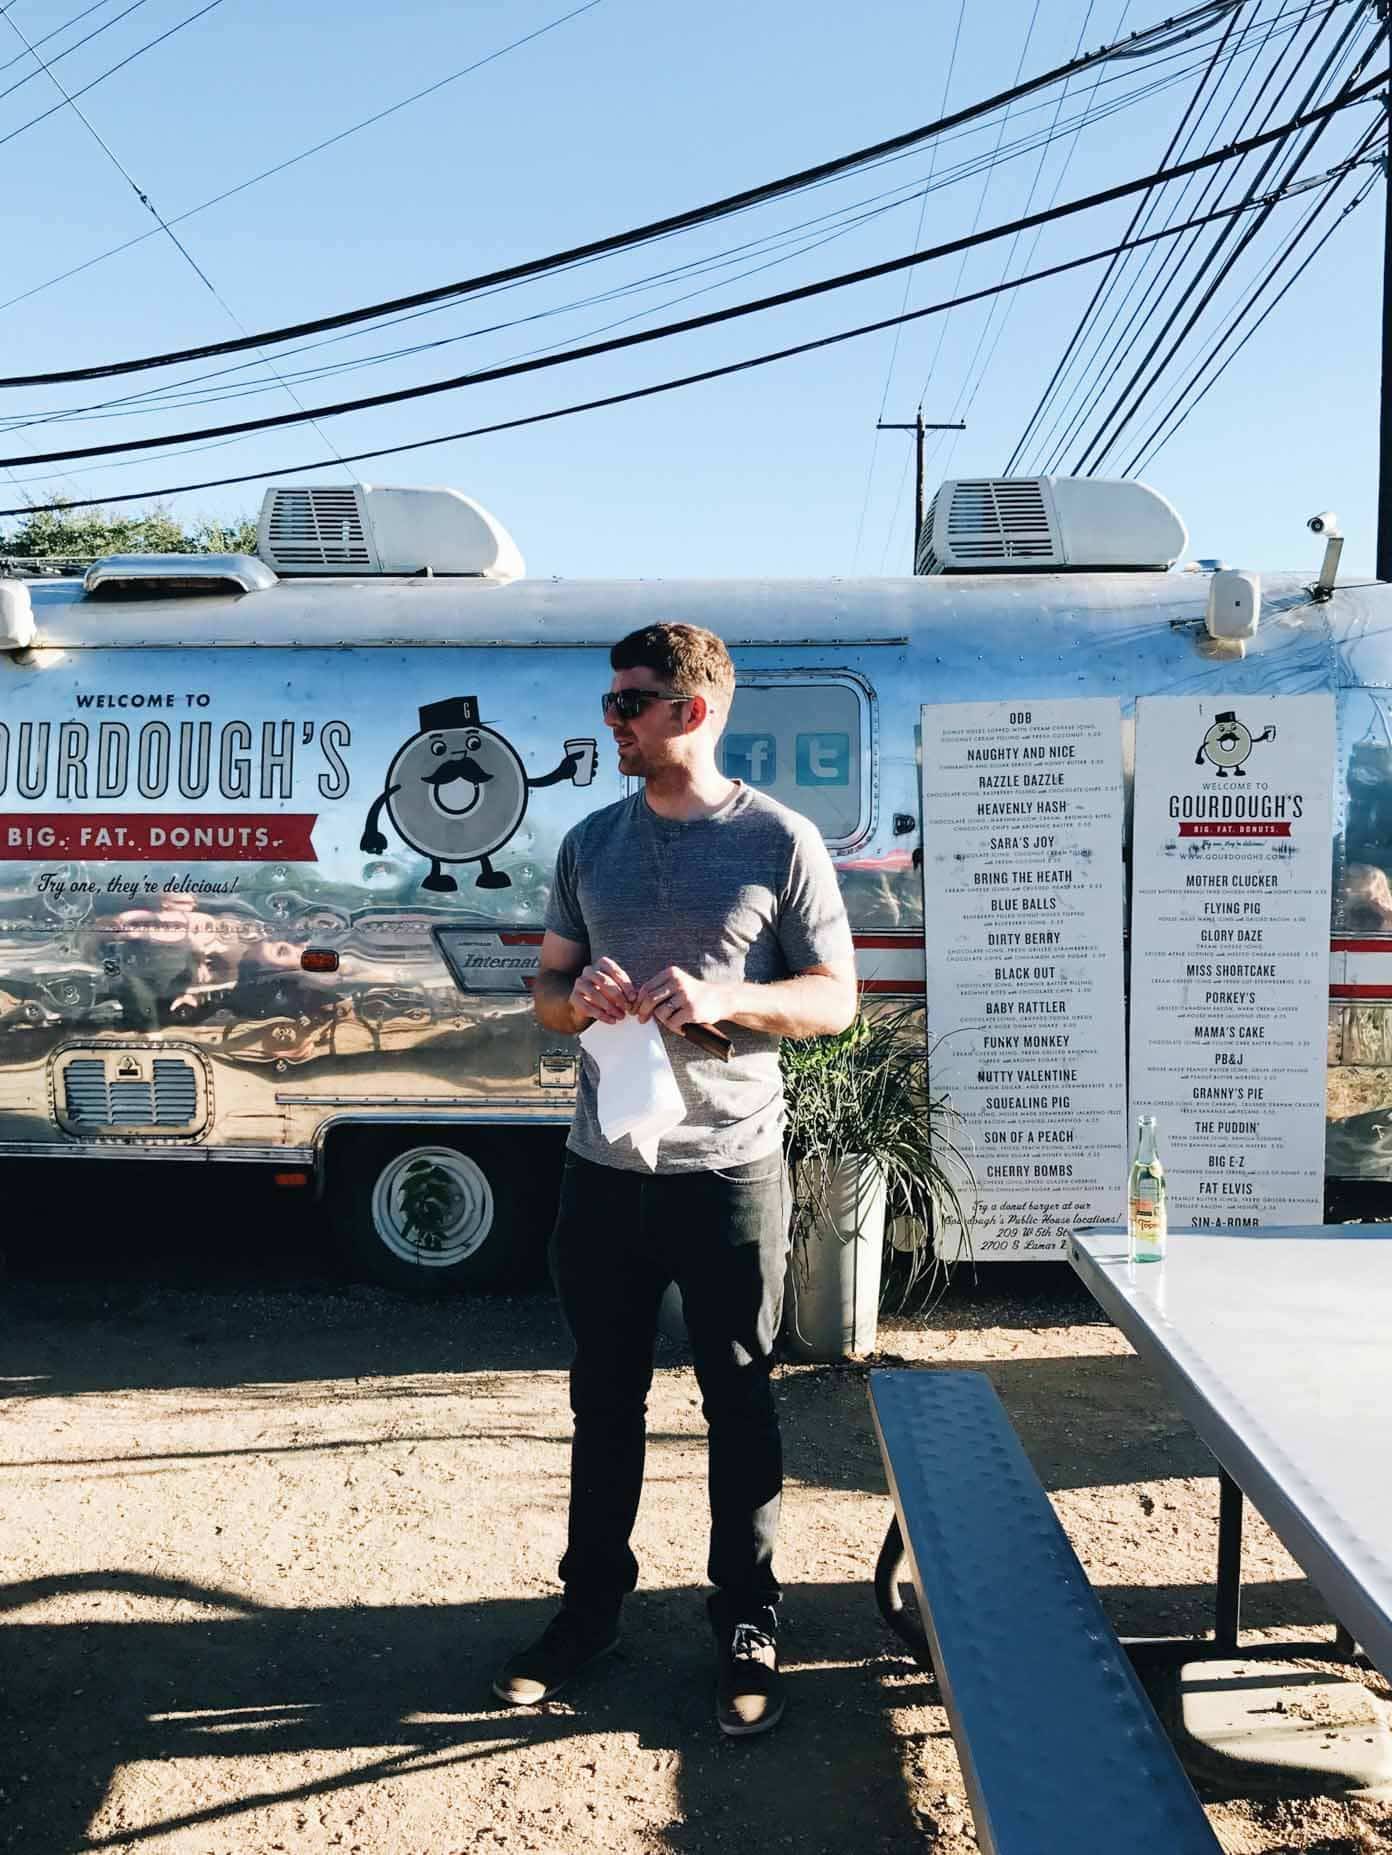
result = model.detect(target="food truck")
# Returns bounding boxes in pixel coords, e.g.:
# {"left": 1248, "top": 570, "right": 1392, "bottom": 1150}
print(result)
{"left": 0, "top": 476, "right": 1386, "bottom": 1285}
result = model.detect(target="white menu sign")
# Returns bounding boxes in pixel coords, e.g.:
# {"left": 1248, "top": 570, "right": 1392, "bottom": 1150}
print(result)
{"left": 921, "top": 699, "right": 1128, "bottom": 1260}
{"left": 1130, "top": 694, "right": 1335, "bottom": 1229}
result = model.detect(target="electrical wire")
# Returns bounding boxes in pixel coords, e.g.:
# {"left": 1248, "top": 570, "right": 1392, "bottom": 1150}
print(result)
{"left": 1, "top": 2, "right": 359, "bottom": 484}
{"left": 1033, "top": 0, "right": 1326, "bottom": 475}
{"left": 0, "top": 0, "right": 1255, "bottom": 391}
{"left": 2, "top": 72, "right": 1379, "bottom": 474}
{"left": 1072, "top": 3, "right": 1382, "bottom": 471}
{"left": 1122, "top": 126, "right": 1381, "bottom": 468}
{"left": 0, "top": 158, "right": 1361, "bottom": 515}
{"left": 0, "top": 20, "right": 1299, "bottom": 437}
{"left": 0, "top": 0, "right": 1324, "bottom": 328}
{"left": 1132, "top": 172, "right": 1377, "bottom": 469}
{"left": 9, "top": 12, "right": 1310, "bottom": 449}
{"left": 1, "top": 0, "right": 130, "bottom": 73}
{"left": 1004, "top": 0, "right": 1249, "bottom": 473}
{"left": 954, "top": 0, "right": 1123, "bottom": 465}
{"left": 907, "top": 0, "right": 1108, "bottom": 528}
{"left": 0, "top": 0, "right": 225, "bottom": 154}
{"left": 848, "top": 0, "right": 967, "bottom": 572}
{"left": 876, "top": 0, "right": 1045, "bottom": 571}
{"left": 0, "top": 0, "right": 156, "bottom": 107}
{"left": 1041, "top": 0, "right": 1340, "bottom": 473}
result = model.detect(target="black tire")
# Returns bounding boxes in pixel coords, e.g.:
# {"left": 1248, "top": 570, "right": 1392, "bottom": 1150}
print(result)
{"left": 324, "top": 1125, "right": 560, "bottom": 1294}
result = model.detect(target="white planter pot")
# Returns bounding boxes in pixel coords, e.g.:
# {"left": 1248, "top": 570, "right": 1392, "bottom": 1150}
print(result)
{"left": 782, "top": 1155, "right": 887, "bottom": 1362}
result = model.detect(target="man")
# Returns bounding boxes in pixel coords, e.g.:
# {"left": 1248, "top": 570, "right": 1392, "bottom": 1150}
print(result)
{"left": 493, "top": 622, "right": 855, "bottom": 1737}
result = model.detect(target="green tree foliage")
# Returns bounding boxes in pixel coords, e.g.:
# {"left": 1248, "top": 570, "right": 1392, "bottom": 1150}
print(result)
{"left": 1, "top": 502, "right": 257, "bottom": 561}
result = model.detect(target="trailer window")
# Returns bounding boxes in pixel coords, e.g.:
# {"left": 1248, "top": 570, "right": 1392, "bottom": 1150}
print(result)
{"left": 720, "top": 679, "right": 866, "bottom": 847}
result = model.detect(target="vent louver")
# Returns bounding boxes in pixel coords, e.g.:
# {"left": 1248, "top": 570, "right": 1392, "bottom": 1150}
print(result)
{"left": 61, "top": 1056, "right": 203, "bottom": 1131}
{"left": 255, "top": 483, "right": 525, "bottom": 579}
{"left": 917, "top": 479, "right": 1057, "bottom": 573}
{"left": 915, "top": 475, "right": 1187, "bottom": 574}
{"left": 262, "top": 488, "right": 376, "bottom": 571}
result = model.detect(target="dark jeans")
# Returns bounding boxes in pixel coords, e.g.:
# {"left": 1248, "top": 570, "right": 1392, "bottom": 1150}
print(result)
{"left": 550, "top": 1150, "right": 790, "bottom": 1620}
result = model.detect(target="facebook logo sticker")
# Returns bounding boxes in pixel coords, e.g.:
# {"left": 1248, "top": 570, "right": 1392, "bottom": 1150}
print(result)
{"left": 796, "top": 732, "right": 851, "bottom": 786}
{"left": 723, "top": 733, "right": 777, "bottom": 785}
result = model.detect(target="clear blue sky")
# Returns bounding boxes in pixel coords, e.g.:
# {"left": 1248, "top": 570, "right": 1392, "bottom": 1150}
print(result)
{"left": 0, "top": 0, "right": 1382, "bottom": 576}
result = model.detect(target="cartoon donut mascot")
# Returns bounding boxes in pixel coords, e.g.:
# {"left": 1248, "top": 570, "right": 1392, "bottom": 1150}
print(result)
{"left": 1194, "top": 710, "right": 1276, "bottom": 777}
{"left": 360, "top": 696, "right": 595, "bottom": 892}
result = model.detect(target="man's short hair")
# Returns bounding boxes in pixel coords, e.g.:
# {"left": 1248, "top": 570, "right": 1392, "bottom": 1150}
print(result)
{"left": 610, "top": 623, "right": 736, "bottom": 713}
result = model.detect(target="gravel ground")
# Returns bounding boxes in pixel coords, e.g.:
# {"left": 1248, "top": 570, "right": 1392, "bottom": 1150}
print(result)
{"left": 1, "top": 1164, "right": 1389, "bottom": 1855}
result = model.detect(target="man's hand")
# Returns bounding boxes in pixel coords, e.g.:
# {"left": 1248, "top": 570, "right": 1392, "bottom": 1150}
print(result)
{"left": 635, "top": 965, "right": 729, "bottom": 1033}
{"left": 571, "top": 956, "right": 637, "bottom": 1025}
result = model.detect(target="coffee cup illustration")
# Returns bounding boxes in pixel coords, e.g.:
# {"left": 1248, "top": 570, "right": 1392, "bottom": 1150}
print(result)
{"left": 565, "top": 738, "right": 597, "bottom": 787}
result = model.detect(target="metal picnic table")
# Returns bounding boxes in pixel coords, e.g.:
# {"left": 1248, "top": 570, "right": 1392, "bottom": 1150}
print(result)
{"left": 1067, "top": 1225, "right": 1392, "bottom": 1682}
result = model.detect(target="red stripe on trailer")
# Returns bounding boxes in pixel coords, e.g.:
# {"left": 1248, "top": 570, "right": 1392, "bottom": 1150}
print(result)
{"left": 498, "top": 932, "right": 545, "bottom": 946}
{"left": 852, "top": 933, "right": 922, "bottom": 949}
{"left": 861, "top": 978, "right": 925, "bottom": 995}
{"left": 1331, "top": 939, "right": 1392, "bottom": 954}
{"left": 1331, "top": 984, "right": 1392, "bottom": 1000}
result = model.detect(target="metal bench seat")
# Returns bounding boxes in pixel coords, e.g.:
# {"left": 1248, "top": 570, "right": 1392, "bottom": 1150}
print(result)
{"left": 869, "top": 1368, "right": 1221, "bottom": 1855}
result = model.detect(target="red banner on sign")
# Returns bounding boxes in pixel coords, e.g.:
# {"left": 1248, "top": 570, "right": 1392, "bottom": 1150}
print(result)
{"left": 1177, "top": 820, "right": 1291, "bottom": 838}
{"left": 0, "top": 813, "right": 318, "bottom": 861}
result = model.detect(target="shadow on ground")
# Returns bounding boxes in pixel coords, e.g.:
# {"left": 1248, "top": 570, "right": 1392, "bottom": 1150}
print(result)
{"left": 0, "top": 1563, "right": 1350, "bottom": 1855}
{"left": 0, "top": 1572, "right": 936, "bottom": 1855}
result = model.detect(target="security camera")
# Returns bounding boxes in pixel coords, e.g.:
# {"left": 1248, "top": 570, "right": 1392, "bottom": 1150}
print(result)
{"left": 1308, "top": 511, "right": 1341, "bottom": 537}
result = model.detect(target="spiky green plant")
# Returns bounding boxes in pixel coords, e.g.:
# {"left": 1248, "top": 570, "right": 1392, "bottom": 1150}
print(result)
{"left": 780, "top": 1003, "right": 976, "bottom": 1309}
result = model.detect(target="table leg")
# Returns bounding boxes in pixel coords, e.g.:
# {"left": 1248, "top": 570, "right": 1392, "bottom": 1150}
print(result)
{"left": 1215, "top": 1467, "right": 1243, "bottom": 1652}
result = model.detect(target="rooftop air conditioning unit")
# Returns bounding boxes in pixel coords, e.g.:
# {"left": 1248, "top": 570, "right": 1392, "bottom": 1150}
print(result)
{"left": 256, "top": 485, "right": 525, "bottom": 581}
{"left": 915, "top": 476, "right": 1187, "bottom": 575}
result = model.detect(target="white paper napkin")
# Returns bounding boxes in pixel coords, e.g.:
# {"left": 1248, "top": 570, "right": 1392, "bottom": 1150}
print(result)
{"left": 578, "top": 1013, "right": 686, "bottom": 1169}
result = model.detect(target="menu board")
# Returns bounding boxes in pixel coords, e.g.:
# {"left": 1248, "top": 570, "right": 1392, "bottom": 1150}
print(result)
{"left": 921, "top": 699, "right": 1128, "bottom": 1260}
{"left": 1129, "top": 694, "right": 1335, "bottom": 1228}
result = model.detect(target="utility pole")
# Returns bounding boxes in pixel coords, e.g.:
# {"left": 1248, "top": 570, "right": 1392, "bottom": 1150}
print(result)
{"left": 877, "top": 414, "right": 966, "bottom": 571}
{"left": 1378, "top": 40, "right": 1392, "bottom": 580}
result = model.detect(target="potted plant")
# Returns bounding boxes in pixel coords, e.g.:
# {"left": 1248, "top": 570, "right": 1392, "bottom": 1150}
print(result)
{"left": 779, "top": 1003, "right": 975, "bottom": 1362}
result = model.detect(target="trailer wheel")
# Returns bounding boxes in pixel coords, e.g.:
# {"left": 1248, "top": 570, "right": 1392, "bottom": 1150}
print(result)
{"left": 326, "top": 1129, "right": 542, "bottom": 1292}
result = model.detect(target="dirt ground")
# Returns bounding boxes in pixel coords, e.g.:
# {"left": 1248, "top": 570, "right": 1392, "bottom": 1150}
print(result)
{"left": 2, "top": 1169, "right": 1389, "bottom": 1855}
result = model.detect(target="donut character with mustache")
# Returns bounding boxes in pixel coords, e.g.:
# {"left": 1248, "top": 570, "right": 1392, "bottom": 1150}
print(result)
{"left": 360, "top": 697, "right": 594, "bottom": 892}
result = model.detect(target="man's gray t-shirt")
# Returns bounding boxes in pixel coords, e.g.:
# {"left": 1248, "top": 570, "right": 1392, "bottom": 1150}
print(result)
{"left": 545, "top": 783, "right": 854, "bottom": 1173}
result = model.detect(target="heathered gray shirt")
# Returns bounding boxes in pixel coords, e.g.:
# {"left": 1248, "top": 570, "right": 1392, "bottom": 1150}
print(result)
{"left": 545, "top": 783, "right": 854, "bottom": 1173}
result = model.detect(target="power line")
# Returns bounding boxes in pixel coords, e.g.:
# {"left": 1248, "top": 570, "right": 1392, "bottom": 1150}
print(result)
{"left": 1122, "top": 123, "right": 1380, "bottom": 468}
{"left": 5, "top": 22, "right": 1287, "bottom": 441}
{"left": 8, "top": 59, "right": 1218, "bottom": 436}
{"left": 0, "top": 0, "right": 225, "bottom": 155}
{"left": 849, "top": 0, "right": 966, "bottom": 572}
{"left": 0, "top": 160, "right": 1360, "bottom": 518}
{"left": 2, "top": 72, "right": 1379, "bottom": 472}
{"left": 0, "top": 0, "right": 1322, "bottom": 329}
{"left": 954, "top": 0, "right": 1126, "bottom": 469}
{"left": 1033, "top": 0, "right": 1327, "bottom": 475}
{"left": 0, "top": 0, "right": 606, "bottom": 319}
{"left": 0, "top": 0, "right": 142, "bottom": 75}
{"left": 0, "top": 1, "right": 359, "bottom": 484}
{"left": 876, "top": 0, "right": 1045, "bottom": 570}
{"left": 1132, "top": 171, "right": 1377, "bottom": 470}
{"left": 1003, "top": 0, "right": 1248, "bottom": 474}
{"left": 1072, "top": 3, "right": 1381, "bottom": 471}
{"left": 910, "top": 0, "right": 1106, "bottom": 523}
{"left": 0, "top": 0, "right": 1253, "bottom": 390}
{"left": 0, "top": 0, "right": 156, "bottom": 107}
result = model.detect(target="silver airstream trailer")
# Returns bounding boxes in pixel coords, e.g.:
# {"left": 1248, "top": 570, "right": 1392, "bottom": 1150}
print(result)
{"left": 1, "top": 477, "right": 1388, "bottom": 1287}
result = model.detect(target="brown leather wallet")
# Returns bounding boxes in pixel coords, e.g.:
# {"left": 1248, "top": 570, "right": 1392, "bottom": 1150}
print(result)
{"left": 679, "top": 1021, "right": 732, "bottom": 1062}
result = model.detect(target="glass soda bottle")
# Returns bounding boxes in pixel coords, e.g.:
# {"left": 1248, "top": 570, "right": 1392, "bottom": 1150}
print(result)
{"left": 1128, "top": 1115, "right": 1167, "bottom": 1262}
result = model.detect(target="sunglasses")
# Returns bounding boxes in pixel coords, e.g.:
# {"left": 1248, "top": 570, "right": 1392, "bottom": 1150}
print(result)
{"left": 600, "top": 689, "right": 692, "bottom": 722}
